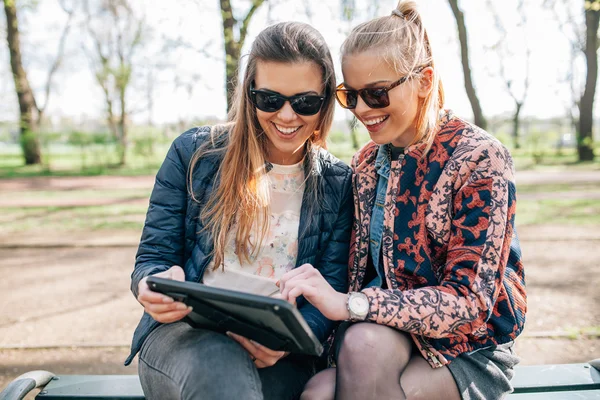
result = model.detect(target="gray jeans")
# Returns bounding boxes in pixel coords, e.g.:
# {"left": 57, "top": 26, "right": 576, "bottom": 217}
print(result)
{"left": 138, "top": 322, "right": 316, "bottom": 400}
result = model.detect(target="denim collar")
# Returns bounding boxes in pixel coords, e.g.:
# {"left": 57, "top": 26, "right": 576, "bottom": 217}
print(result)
{"left": 375, "top": 144, "right": 391, "bottom": 179}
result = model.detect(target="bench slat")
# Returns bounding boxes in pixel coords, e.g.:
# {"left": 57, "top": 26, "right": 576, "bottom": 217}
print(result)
{"left": 507, "top": 389, "right": 600, "bottom": 399}
{"left": 512, "top": 363, "right": 600, "bottom": 393}
{"left": 32, "top": 362, "right": 600, "bottom": 399}
{"left": 36, "top": 375, "right": 144, "bottom": 400}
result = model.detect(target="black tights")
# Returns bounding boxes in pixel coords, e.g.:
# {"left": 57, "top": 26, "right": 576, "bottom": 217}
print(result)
{"left": 301, "top": 323, "right": 461, "bottom": 400}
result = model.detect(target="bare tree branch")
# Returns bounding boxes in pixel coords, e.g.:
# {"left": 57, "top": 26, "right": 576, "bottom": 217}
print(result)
{"left": 485, "top": 0, "right": 531, "bottom": 148}
{"left": 219, "top": 0, "right": 265, "bottom": 110}
{"left": 447, "top": 0, "right": 487, "bottom": 129}
{"left": 239, "top": 0, "right": 264, "bottom": 60}
{"left": 301, "top": 0, "right": 314, "bottom": 24}
{"left": 82, "top": 0, "right": 147, "bottom": 165}
{"left": 544, "top": 0, "right": 585, "bottom": 52}
{"left": 38, "top": 1, "right": 77, "bottom": 120}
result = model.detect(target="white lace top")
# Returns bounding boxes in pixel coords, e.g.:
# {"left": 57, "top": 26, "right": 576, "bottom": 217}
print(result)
{"left": 202, "top": 160, "right": 305, "bottom": 297}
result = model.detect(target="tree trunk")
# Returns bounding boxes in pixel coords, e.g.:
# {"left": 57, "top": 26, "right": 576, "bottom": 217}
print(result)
{"left": 220, "top": 0, "right": 240, "bottom": 112}
{"left": 348, "top": 116, "right": 359, "bottom": 150}
{"left": 512, "top": 102, "right": 522, "bottom": 149}
{"left": 578, "top": 2, "right": 598, "bottom": 162}
{"left": 447, "top": 0, "right": 487, "bottom": 130}
{"left": 118, "top": 86, "right": 127, "bottom": 166}
{"left": 3, "top": 0, "right": 41, "bottom": 164}
{"left": 219, "top": 0, "right": 264, "bottom": 113}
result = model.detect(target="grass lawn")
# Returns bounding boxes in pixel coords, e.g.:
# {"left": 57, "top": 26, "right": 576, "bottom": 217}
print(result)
{"left": 0, "top": 203, "right": 149, "bottom": 233}
{"left": 517, "top": 181, "right": 600, "bottom": 194}
{"left": 517, "top": 198, "right": 600, "bottom": 226}
{"left": 0, "top": 145, "right": 169, "bottom": 178}
{"left": 3, "top": 131, "right": 600, "bottom": 178}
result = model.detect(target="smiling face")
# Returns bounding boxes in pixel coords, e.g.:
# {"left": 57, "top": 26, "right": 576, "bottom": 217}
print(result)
{"left": 342, "top": 50, "right": 428, "bottom": 147}
{"left": 254, "top": 60, "right": 324, "bottom": 165}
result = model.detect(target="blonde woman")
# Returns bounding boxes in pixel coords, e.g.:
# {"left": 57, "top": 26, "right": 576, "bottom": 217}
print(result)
{"left": 126, "top": 22, "right": 353, "bottom": 400}
{"left": 279, "top": 2, "right": 527, "bottom": 399}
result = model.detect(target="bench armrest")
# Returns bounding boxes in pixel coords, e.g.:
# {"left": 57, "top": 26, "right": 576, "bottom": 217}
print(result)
{"left": 0, "top": 370, "right": 55, "bottom": 400}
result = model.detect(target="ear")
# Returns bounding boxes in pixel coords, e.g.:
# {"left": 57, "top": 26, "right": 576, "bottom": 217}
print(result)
{"left": 417, "top": 67, "right": 434, "bottom": 99}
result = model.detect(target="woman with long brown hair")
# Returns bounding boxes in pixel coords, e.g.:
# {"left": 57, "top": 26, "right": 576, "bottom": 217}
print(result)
{"left": 126, "top": 22, "right": 352, "bottom": 400}
{"left": 278, "top": 2, "right": 526, "bottom": 399}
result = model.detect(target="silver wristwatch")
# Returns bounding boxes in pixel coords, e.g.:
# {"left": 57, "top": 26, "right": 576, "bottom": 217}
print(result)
{"left": 346, "top": 292, "right": 369, "bottom": 321}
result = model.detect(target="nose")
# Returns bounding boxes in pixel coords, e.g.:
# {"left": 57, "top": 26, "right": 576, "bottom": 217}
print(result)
{"left": 276, "top": 101, "right": 297, "bottom": 122}
{"left": 353, "top": 94, "right": 371, "bottom": 117}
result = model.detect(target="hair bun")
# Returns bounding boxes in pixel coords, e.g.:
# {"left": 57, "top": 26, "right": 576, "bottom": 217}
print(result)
{"left": 391, "top": 9, "right": 405, "bottom": 19}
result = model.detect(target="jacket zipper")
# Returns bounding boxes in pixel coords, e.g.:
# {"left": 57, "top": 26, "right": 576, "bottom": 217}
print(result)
{"left": 427, "top": 351, "right": 443, "bottom": 368}
{"left": 416, "top": 335, "right": 445, "bottom": 368}
{"left": 351, "top": 173, "right": 362, "bottom": 290}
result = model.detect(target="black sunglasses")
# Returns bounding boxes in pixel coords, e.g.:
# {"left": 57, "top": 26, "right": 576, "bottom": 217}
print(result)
{"left": 335, "top": 66, "right": 426, "bottom": 109}
{"left": 249, "top": 85, "right": 326, "bottom": 116}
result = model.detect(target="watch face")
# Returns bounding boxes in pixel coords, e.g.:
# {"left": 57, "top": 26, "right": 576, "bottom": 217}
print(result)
{"left": 350, "top": 296, "right": 369, "bottom": 315}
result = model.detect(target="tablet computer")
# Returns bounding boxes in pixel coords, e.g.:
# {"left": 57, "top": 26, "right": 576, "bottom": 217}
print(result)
{"left": 146, "top": 276, "right": 323, "bottom": 357}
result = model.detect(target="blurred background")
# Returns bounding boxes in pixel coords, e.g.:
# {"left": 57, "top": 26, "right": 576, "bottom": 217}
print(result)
{"left": 1, "top": 0, "right": 598, "bottom": 394}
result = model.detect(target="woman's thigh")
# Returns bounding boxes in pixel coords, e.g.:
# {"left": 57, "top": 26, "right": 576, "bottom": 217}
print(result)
{"left": 138, "top": 322, "right": 262, "bottom": 400}
{"left": 400, "top": 355, "right": 461, "bottom": 400}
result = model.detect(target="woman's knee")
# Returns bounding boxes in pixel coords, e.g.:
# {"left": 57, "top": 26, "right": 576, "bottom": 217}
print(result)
{"left": 338, "top": 323, "right": 412, "bottom": 363}
{"left": 300, "top": 368, "right": 336, "bottom": 400}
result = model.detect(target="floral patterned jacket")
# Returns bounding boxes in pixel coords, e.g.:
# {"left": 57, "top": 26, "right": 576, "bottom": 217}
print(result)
{"left": 349, "top": 111, "right": 527, "bottom": 368}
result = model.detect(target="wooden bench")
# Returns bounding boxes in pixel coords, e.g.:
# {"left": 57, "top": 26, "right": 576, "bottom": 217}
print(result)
{"left": 1, "top": 359, "right": 599, "bottom": 399}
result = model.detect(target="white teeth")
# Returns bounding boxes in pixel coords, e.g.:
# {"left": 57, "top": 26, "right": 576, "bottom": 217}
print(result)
{"left": 364, "top": 116, "right": 388, "bottom": 126}
{"left": 275, "top": 124, "right": 301, "bottom": 134}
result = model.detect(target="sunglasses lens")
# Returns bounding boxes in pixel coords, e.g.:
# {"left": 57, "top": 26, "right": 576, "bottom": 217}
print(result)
{"left": 335, "top": 90, "right": 357, "bottom": 109}
{"left": 291, "top": 96, "right": 323, "bottom": 116}
{"left": 254, "top": 92, "right": 285, "bottom": 112}
{"left": 362, "top": 88, "right": 390, "bottom": 108}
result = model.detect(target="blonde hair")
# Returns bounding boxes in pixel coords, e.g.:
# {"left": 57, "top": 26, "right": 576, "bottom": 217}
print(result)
{"left": 188, "top": 22, "right": 336, "bottom": 270}
{"left": 342, "top": 0, "right": 444, "bottom": 152}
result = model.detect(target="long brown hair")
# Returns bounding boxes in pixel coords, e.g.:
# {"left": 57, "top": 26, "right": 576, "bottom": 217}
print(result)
{"left": 341, "top": 0, "right": 445, "bottom": 152}
{"left": 189, "top": 22, "right": 336, "bottom": 270}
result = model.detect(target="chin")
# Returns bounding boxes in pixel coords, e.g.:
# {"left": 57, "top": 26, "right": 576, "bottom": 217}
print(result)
{"left": 368, "top": 131, "right": 393, "bottom": 145}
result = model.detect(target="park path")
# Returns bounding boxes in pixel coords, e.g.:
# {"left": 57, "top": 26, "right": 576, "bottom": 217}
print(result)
{"left": 1, "top": 169, "right": 599, "bottom": 191}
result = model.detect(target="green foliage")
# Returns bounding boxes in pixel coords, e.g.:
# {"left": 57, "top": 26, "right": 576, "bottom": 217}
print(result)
{"left": 19, "top": 130, "right": 39, "bottom": 159}
{"left": 327, "top": 130, "right": 348, "bottom": 144}
{"left": 67, "top": 131, "right": 93, "bottom": 147}
{"left": 585, "top": 0, "right": 600, "bottom": 11}
{"left": 581, "top": 135, "right": 594, "bottom": 149}
{"left": 132, "top": 135, "right": 154, "bottom": 157}
{"left": 493, "top": 132, "right": 511, "bottom": 148}
{"left": 527, "top": 130, "right": 544, "bottom": 165}
{"left": 341, "top": 0, "right": 355, "bottom": 21}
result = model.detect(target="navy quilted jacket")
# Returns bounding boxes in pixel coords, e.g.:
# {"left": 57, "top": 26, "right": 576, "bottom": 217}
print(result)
{"left": 125, "top": 127, "right": 353, "bottom": 365}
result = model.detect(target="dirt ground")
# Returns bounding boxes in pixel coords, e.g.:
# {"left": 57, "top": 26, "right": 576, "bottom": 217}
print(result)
{"left": 1, "top": 172, "right": 599, "bottom": 396}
